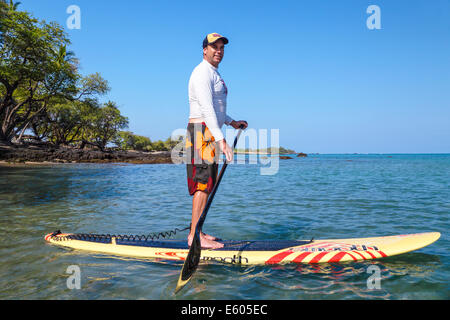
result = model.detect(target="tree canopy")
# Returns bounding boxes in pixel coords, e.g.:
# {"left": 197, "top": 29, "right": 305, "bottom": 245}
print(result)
{"left": 0, "top": 1, "right": 130, "bottom": 150}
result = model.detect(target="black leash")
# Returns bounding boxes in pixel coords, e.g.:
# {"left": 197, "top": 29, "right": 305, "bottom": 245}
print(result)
{"left": 49, "top": 226, "right": 191, "bottom": 242}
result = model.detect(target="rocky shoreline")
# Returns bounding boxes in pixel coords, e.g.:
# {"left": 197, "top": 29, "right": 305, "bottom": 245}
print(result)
{"left": 0, "top": 143, "right": 173, "bottom": 165}
{"left": 0, "top": 143, "right": 308, "bottom": 166}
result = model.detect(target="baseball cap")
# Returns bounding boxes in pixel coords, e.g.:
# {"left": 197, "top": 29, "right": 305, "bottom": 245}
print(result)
{"left": 202, "top": 33, "right": 229, "bottom": 48}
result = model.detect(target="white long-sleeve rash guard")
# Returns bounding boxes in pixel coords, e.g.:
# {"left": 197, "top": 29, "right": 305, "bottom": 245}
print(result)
{"left": 188, "top": 59, "right": 234, "bottom": 142}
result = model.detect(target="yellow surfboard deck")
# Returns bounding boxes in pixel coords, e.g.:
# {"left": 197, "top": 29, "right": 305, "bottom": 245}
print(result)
{"left": 44, "top": 231, "right": 440, "bottom": 265}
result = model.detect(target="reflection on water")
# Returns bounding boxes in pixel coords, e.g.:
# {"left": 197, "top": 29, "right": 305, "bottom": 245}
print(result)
{"left": 181, "top": 252, "right": 442, "bottom": 300}
{"left": 248, "top": 254, "right": 441, "bottom": 299}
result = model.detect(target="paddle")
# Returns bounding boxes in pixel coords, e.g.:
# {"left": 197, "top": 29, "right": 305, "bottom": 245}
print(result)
{"left": 175, "top": 126, "right": 244, "bottom": 294}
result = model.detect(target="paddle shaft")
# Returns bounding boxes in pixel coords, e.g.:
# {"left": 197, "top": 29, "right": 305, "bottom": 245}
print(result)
{"left": 197, "top": 128, "right": 243, "bottom": 232}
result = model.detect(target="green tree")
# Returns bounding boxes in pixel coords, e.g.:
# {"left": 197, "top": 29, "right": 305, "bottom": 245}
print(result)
{"left": 151, "top": 140, "right": 166, "bottom": 151}
{"left": 164, "top": 136, "right": 183, "bottom": 150}
{"left": 134, "top": 134, "right": 152, "bottom": 151}
{"left": 0, "top": 3, "right": 75, "bottom": 142}
{"left": 114, "top": 131, "right": 153, "bottom": 151}
{"left": 80, "top": 102, "right": 128, "bottom": 151}
{"left": 36, "top": 98, "right": 98, "bottom": 146}
{"left": 0, "top": 3, "right": 108, "bottom": 143}
{"left": 114, "top": 131, "right": 135, "bottom": 150}
{"left": 1, "top": 1, "right": 21, "bottom": 12}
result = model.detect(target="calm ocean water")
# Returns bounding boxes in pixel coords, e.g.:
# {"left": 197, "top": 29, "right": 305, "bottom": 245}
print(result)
{"left": 0, "top": 154, "right": 448, "bottom": 299}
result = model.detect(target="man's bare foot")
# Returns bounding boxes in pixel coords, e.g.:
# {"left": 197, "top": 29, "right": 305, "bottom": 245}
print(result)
{"left": 201, "top": 232, "right": 220, "bottom": 241}
{"left": 188, "top": 233, "right": 224, "bottom": 249}
{"left": 200, "top": 236, "right": 224, "bottom": 249}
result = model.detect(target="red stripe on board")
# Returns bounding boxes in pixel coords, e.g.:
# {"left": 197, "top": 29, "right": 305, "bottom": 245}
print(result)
{"left": 346, "top": 252, "right": 358, "bottom": 261}
{"left": 351, "top": 251, "right": 367, "bottom": 260}
{"left": 378, "top": 250, "right": 387, "bottom": 258}
{"left": 327, "top": 252, "right": 347, "bottom": 263}
{"left": 265, "top": 250, "right": 293, "bottom": 264}
{"left": 365, "top": 251, "right": 376, "bottom": 259}
{"left": 292, "top": 252, "right": 312, "bottom": 263}
{"left": 309, "top": 252, "right": 329, "bottom": 264}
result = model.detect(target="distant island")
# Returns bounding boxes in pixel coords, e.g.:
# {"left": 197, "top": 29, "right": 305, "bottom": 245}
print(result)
{"left": 235, "top": 147, "right": 297, "bottom": 155}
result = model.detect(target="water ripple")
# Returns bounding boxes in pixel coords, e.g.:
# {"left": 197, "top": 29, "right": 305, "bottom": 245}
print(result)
{"left": 0, "top": 155, "right": 448, "bottom": 299}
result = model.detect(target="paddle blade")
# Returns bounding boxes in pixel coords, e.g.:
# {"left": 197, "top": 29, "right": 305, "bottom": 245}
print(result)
{"left": 174, "top": 233, "right": 201, "bottom": 294}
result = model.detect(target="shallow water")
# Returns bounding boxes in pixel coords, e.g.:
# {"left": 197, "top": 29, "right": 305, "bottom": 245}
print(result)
{"left": 0, "top": 154, "right": 448, "bottom": 299}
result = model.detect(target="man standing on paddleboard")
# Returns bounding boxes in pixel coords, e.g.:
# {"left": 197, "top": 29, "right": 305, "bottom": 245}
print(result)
{"left": 186, "top": 33, "right": 248, "bottom": 249}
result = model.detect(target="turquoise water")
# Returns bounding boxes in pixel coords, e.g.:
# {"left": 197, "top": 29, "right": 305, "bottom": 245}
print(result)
{"left": 0, "top": 154, "right": 448, "bottom": 299}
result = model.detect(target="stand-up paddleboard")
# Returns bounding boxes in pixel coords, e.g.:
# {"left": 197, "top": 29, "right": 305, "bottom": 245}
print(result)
{"left": 44, "top": 231, "right": 440, "bottom": 264}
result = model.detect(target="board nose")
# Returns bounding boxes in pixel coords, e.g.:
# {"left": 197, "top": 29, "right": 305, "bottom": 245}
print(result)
{"left": 44, "top": 230, "right": 62, "bottom": 242}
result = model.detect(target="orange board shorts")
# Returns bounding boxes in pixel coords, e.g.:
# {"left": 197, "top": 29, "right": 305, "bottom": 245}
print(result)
{"left": 186, "top": 122, "right": 219, "bottom": 196}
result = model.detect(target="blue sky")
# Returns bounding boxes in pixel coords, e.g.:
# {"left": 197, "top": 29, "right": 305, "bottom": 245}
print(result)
{"left": 18, "top": 0, "right": 450, "bottom": 153}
